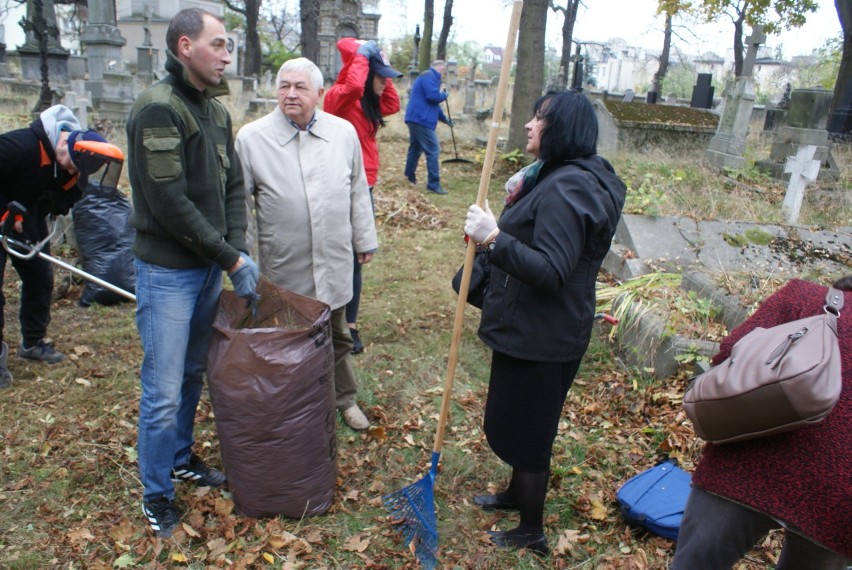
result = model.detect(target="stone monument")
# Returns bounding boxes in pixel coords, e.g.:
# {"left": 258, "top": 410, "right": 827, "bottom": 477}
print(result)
{"left": 17, "top": 0, "right": 69, "bottom": 87}
{"left": 704, "top": 26, "right": 765, "bottom": 171}
{"left": 136, "top": 8, "right": 159, "bottom": 87}
{"left": 82, "top": 0, "right": 134, "bottom": 122}
{"left": 782, "top": 145, "right": 821, "bottom": 224}
{"left": 690, "top": 73, "right": 714, "bottom": 109}
{"left": 755, "top": 88, "right": 840, "bottom": 182}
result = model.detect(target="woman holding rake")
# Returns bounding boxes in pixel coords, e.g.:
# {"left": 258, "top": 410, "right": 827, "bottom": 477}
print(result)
{"left": 463, "top": 90, "right": 626, "bottom": 554}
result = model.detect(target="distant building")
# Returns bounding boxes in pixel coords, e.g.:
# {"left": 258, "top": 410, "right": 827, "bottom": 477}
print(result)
{"left": 694, "top": 52, "right": 726, "bottom": 84}
{"left": 114, "top": 0, "right": 381, "bottom": 79}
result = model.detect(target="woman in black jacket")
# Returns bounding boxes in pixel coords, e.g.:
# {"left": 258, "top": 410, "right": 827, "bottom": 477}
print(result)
{"left": 464, "top": 90, "right": 626, "bottom": 554}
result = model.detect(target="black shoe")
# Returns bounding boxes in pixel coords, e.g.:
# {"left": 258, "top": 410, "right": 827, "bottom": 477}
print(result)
{"left": 171, "top": 453, "right": 226, "bottom": 488}
{"left": 473, "top": 494, "right": 518, "bottom": 511}
{"left": 427, "top": 186, "right": 448, "bottom": 195}
{"left": 143, "top": 497, "right": 179, "bottom": 538}
{"left": 350, "top": 328, "right": 364, "bottom": 355}
{"left": 406, "top": 175, "right": 417, "bottom": 185}
{"left": 19, "top": 340, "right": 65, "bottom": 364}
{"left": 487, "top": 530, "right": 549, "bottom": 554}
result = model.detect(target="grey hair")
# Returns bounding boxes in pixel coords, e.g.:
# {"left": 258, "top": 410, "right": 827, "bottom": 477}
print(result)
{"left": 431, "top": 60, "right": 446, "bottom": 69}
{"left": 277, "top": 58, "right": 324, "bottom": 90}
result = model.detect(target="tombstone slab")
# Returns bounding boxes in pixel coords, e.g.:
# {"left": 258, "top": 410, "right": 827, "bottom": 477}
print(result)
{"left": 756, "top": 88, "right": 840, "bottom": 181}
{"left": 604, "top": 214, "right": 852, "bottom": 283}
{"left": 690, "top": 73, "right": 714, "bottom": 109}
{"left": 704, "top": 26, "right": 764, "bottom": 171}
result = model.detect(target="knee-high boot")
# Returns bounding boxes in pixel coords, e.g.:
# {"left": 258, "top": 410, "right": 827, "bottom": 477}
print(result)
{"left": 487, "top": 468, "right": 550, "bottom": 554}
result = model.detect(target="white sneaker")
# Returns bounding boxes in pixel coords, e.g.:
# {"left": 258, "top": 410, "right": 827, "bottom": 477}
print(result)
{"left": 341, "top": 404, "right": 370, "bottom": 430}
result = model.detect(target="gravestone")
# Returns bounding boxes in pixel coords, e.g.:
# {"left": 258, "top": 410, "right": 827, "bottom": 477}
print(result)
{"left": 18, "top": 0, "right": 69, "bottom": 84}
{"left": 446, "top": 59, "right": 458, "bottom": 89}
{"left": 463, "top": 60, "right": 477, "bottom": 114}
{"left": 690, "top": 73, "right": 714, "bottom": 109}
{"left": 136, "top": 7, "right": 159, "bottom": 87}
{"left": 782, "top": 145, "right": 821, "bottom": 224}
{"left": 622, "top": 89, "right": 635, "bottom": 103}
{"left": 755, "top": 88, "right": 840, "bottom": 181}
{"left": 704, "top": 26, "right": 765, "bottom": 171}
{"left": 763, "top": 83, "right": 791, "bottom": 132}
{"left": 82, "top": 0, "right": 133, "bottom": 122}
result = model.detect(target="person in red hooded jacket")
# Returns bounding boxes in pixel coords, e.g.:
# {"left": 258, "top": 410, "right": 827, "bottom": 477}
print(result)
{"left": 324, "top": 37, "right": 402, "bottom": 355}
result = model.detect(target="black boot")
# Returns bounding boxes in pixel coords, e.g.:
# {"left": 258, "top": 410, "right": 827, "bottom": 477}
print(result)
{"left": 473, "top": 472, "right": 519, "bottom": 510}
{"left": 487, "top": 468, "right": 550, "bottom": 555}
{"left": 0, "top": 342, "right": 12, "bottom": 389}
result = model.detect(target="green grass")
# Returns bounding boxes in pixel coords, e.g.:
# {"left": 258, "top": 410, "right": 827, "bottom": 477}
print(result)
{"left": 1, "top": 89, "right": 844, "bottom": 568}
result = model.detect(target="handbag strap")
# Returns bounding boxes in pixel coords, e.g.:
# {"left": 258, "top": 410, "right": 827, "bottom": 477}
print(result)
{"left": 825, "top": 287, "right": 844, "bottom": 316}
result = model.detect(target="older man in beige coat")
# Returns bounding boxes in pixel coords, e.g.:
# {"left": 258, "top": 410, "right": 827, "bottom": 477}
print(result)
{"left": 235, "top": 57, "right": 378, "bottom": 430}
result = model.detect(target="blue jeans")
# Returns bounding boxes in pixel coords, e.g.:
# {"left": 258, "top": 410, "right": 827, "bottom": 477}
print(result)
{"left": 405, "top": 122, "right": 441, "bottom": 191}
{"left": 134, "top": 259, "right": 221, "bottom": 501}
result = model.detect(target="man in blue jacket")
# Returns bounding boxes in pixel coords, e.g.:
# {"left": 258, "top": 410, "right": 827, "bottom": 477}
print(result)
{"left": 404, "top": 60, "right": 451, "bottom": 195}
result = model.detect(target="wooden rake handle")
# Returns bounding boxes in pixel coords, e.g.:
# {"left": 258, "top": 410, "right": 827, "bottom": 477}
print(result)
{"left": 432, "top": 0, "right": 524, "bottom": 455}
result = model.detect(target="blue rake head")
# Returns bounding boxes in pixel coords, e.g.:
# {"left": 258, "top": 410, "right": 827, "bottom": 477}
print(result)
{"left": 384, "top": 452, "right": 440, "bottom": 569}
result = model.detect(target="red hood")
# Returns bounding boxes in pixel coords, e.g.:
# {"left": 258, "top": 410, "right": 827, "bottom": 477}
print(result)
{"left": 336, "top": 37, "right": 361, "bottom": 79}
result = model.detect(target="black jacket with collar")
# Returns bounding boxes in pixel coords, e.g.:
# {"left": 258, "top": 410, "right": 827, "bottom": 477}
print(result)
{"left": 0, "top": 118, "right": 80, "bottom": 218}
{"left": 478, "top": 156, "right": 626, "bottom": 363}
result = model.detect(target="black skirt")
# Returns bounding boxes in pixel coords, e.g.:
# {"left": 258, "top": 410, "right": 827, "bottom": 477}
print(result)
{"left": 483, "top": 351, "right": 580, "bottom": 472}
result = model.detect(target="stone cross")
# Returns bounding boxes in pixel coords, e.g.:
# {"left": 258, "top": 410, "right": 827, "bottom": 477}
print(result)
{"left": 741, "top": 25, "right": 766, "bottom": 78}
{"left": 782, "top": 144, "right": 821, "bottom": 224}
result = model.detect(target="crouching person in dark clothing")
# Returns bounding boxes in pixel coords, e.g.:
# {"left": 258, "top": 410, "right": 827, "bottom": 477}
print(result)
{"left": 0, "top": 104, "right": 119, "bottom": 388}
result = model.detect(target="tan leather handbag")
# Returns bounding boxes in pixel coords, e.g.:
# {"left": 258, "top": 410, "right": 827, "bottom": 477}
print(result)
{"left": 683, "top": 287, "right": 844, "bottom": 444}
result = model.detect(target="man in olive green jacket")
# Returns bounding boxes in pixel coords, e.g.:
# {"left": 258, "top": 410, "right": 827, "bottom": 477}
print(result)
{"left": 126, "top": 7, "right": 259, "bottom": 539}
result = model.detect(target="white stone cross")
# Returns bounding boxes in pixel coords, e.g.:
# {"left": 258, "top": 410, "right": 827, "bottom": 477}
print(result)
{"left": 783, "top": 144, "right": 821, "bottom": 224}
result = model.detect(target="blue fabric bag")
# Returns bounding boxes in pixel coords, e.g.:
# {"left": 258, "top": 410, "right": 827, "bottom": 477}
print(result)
{"left": 616, "top": 459, "right": 691, "bottom": 540}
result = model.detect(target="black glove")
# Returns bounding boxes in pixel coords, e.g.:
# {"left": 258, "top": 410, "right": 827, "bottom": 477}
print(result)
{"left": 443, "top": 118, "right": 454, "bottom": 128}
{"left": 1, "top": 201, "right": 39, "bottom": 243}
{"left": 356, "top": 40, "right": 380, "bottom": 59}
{"left": 46, "top": 185, "right": 83, "bottom": 216}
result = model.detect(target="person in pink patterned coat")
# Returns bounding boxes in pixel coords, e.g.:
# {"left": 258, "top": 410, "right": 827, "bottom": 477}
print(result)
{"left": 672, "top": 277, "right": 852, "bottom": 570}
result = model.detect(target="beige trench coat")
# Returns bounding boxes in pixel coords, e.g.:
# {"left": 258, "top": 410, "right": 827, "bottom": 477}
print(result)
{"left": 235, "top": 108, "right": 378, "bottom": 310}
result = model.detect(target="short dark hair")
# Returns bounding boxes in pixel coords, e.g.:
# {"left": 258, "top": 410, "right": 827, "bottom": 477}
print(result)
{"left": 535, "top": 90, "right": 598, "bottom": 161}
{"left": 832, "top": 275, "right": 852, "bottom": 291}
{"left": 166, "top": 8, "right": 221, "bottom": 54}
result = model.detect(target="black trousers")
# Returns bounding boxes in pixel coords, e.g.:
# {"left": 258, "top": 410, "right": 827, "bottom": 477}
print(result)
{"left": 484, "top": 351, "right": 580, "bottom": 472}
{"left": 0, "top": 216, "right": 53, "bottom": 346}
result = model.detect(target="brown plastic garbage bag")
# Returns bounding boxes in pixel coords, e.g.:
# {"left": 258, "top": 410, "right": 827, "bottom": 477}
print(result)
{"left": 207, "top": 279, "right": 336, "bottom": 518}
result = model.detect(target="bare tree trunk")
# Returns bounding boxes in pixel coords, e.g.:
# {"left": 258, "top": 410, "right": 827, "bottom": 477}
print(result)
{"left": 732, "top": 11, "right": 745, "bottom": 76}
{"left": 508, "top": 0, "right": 548, "bottom": 154}
{"left": 224, "top": 0, "right": 263, "bottom": 76}
{"left": 651, "top": 12, "right": 672, "bottom": 100}
{"left": 550, "top": 0, "right": 578, "bottom": 91}
{"left": 436, "top": 0, "right": 453, "bottom": 61}
{"left": 244, "top": 0, "right": 262, "bottom": 76}
{"left": 418, "top": 0, "right": 434, "bottom": 72}
{"left": 300, "top": 0, "right": 319, "bottom": 62}
{"left": 828, "top": 0, "right": 852, "bottom": 134}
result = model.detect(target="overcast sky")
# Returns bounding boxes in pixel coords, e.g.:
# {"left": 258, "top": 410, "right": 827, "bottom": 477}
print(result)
{"left": 378, "top": 0, "right": 842, "bottom": 59}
